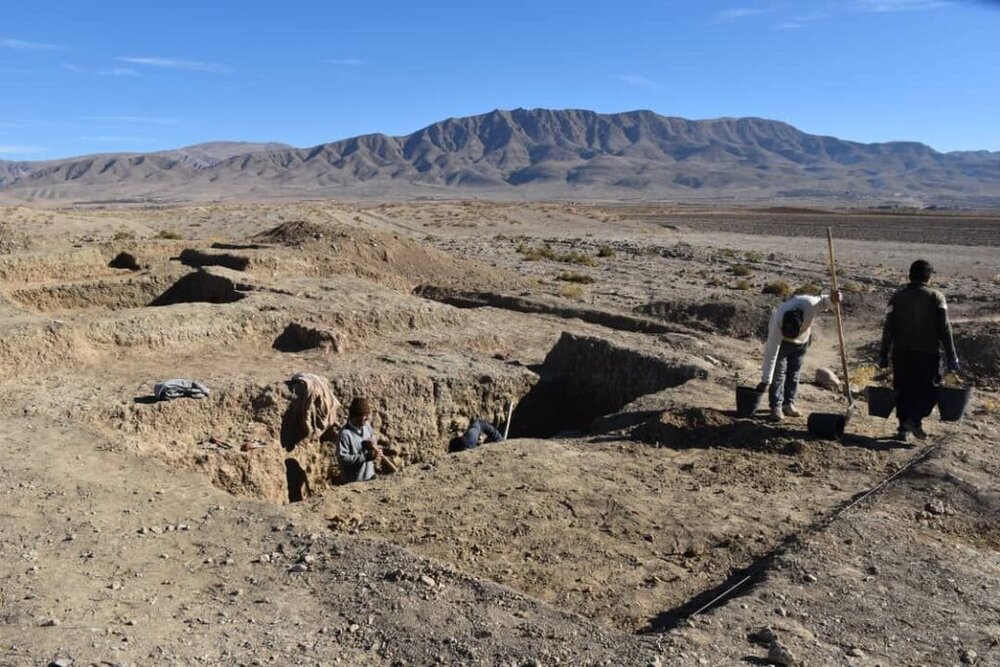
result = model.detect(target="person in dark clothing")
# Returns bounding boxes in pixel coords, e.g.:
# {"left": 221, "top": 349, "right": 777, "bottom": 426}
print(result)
{"left": 448, "top": 418, "right": 505, "bottom": 453}
{"left": 879, "top": 259, "right": 959, "bottom": 442}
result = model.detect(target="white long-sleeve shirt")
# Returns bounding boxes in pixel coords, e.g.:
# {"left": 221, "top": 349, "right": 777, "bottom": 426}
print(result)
{"left": 760, "top": 294, "right": 831, "bottom": 384}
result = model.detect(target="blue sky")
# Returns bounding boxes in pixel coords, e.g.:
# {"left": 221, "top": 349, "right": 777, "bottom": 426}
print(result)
{"left": 1, "top": 0, "right": 998, "bottom": 159}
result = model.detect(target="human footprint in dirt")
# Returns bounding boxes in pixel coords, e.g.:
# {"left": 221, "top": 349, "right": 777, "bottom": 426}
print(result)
{"left": 757, "top": 289, "right": 842, "bottom": 421}
{"left": 448, "top": 418, "right": 505, "bottom": 453}
{"left": 335, "top": 397, "right": 383, "bottom": 483}
{"left": 878, "top": 259, "right": 959, "bottom": 442}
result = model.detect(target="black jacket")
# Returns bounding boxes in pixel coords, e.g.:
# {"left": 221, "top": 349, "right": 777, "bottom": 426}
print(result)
{"left": 880, "top": 282, "right": 957, "bottom": 361}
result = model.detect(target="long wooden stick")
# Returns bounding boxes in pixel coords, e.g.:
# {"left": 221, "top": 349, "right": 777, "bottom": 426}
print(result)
{"left": 826, "top": 228, "right": 854, "bottom": 408}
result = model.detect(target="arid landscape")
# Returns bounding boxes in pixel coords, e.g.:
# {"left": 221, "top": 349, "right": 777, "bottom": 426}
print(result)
{"left": 0, "top": 198, "right": 997, "bottom": 666}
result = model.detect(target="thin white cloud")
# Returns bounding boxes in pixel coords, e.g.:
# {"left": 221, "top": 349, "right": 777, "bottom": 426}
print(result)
{"left": 715, "top": 8, "right": 768, "bottom": 21}
{"left": 1, "top": 37, "right": 65, "bottom": 51}
{"left": 774, "top": 10, "right": 829, "bottom": 29}
{"left": 0, "top": 144, "right": 46, "bottom": 155}
{"left": 116, "top": 56, "right": 230, "bottom": 73}
{"left": 64, "top": 63, "right": 139, "bottom": 77}
{"left": 327, "top": 58, "right": 363, "bottom": 66}
{"left": 86, "top": 115, "right": 178, "bottom": 125}
{"left": 855, "top": 0, "right": 950, "bottom": 11}
{"left": 79, "top": 135, "right": 151, "bottom": 143}
{"left": 618, "top": 74, "right": 658, "bottom": 90}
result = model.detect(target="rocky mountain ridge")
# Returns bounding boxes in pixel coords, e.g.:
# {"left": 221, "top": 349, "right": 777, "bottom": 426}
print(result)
{"left": 2, "top": 109, "right": 997, "bottom": 205}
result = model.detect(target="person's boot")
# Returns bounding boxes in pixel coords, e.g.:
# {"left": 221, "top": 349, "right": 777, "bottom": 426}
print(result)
{"left": 894, "top": 428, "right": 911, "bottom": 443}
{"left": 904, "top": 419, "right": 927, "bottom": 440}
{"left": 782, "top": 403, "right": 802, "bottom": 417}
{"left": 769, "top": 405, "right": 783, "bottom": 422}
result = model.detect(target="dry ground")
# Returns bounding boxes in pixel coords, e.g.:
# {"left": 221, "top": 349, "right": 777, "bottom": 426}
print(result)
{"left": 0, "top": 201, "right": 997, "bottom": 666}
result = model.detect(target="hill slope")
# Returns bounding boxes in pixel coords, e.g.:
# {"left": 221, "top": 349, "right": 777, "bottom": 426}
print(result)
{"left": 2, "top": 109, "right": 997, "bottom": 205}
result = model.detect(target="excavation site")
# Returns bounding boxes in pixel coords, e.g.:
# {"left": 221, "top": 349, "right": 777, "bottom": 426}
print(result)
{"left": 0, "top": 201, "right": 998, "bottom": 666}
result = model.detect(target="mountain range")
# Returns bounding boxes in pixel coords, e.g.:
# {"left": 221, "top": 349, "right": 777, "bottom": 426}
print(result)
{"left": 2, "top": 109, "right": 998, "bottom": 206}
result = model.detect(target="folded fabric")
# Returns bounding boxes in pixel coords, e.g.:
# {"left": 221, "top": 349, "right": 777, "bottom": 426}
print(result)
{"left": 154, "top": 378, "right": 211, "bottom": 401}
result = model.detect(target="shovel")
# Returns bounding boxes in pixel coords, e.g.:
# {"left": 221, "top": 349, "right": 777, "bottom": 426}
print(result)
{"left": 826, "top": 228, "right": 854, "bottom": 414}
{"left": 807, "top": 229, "right": 854, "bottom": 440}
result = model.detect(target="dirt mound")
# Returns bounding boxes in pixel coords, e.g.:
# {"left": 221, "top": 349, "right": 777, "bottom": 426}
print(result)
{"left": 254, "top": 220, "right": 530, "bottom": 292}
{"left": 637, "top": 295, "right": 771, "bottom": 339}
{"left": 9, "top": 275, "right": 172, "bottom": 312}
{"left": 953, "top": 321, "right": 1000, "bottom": 386}
{"left": 251, "top": 219, "right": 331, "bottom": 245}
{"left": 632, "top": 406, "right": 802, "bottom": 454}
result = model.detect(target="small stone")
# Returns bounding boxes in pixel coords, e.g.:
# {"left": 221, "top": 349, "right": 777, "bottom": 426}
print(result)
{"left": 775, "top": 606, "right": 789, "bottom": 617}
{"left": 224, "top": 558, "right": 234, "bottom": 565}
{"left": 48, "top": 660, "right": 72, "bottom": 667}
{"left": 348, "top": 623, "right": 360, "bottom": 633}
{"left": 289, "top": 563, "right": 308, "bottom": 573}
{"left": 260, "top": 554, "right": 271, "bottom": 563}
{"left": 110, "top": 581, "right": 122, "bottom": 590}
{"left": 302, "top": 554, "right": 316, "bottom": 564}
{"left": 420, "top": 575, "right": 436, "bottom": 587}
{"left": 767, "top": 640, "right": 796, "bottom": 666}
{"left": 752, "top": 626, "right": 777, "bottom": 644}
{"left": 867, "top": 564, "right": 880, "bottom": 575}
{"left": 41, "top": 618, "right": 61, "bottom": 627}
{"left": 926, "top": 499, "right": 946, "bottom": 515}
{"left": 960, "top": 649, "right": 978, "bottom": 664}
{"left": 848, "top": 646, "right": 865, "bottom": 658}
{"left": 803, "top": 574, "right": 818, "bottom": 583}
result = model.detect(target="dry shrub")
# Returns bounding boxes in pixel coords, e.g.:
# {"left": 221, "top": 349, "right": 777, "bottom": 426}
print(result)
{"left": 842, "top": 281, "right": 867, "bottom": 293}
{"left": 597, "top": 245, "right": 616, "bottom": 258}
{"left": 730, "top": 264, "right": 753, "bottom": 277}
{"left": 557, "top": 272, "right": 596, "bottom": 284}
{"left": 155, "top": 229, "right": 184, "bottom": 240}
{"left": 518, "top": 243, "right": 598, "bottom": 266}
{"left": 794, "top": 283, "right": 823, "bottom": 296}
{"left": 762, "top": 281, "right": 792, "bottom": 298}
{"left": 734, "top": 279, "right": 753, "bottom": 291}
{"left": 112, "top": 229, "right": 135, "bottom": 241}
{"left": 558, "top": 284, "right": 585, "bottom": 300}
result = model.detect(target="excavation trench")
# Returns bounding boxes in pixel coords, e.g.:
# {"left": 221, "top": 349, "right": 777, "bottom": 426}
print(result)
{"left": 414, "top": 285, "right": 695, "bottom": 335}
{"left": 511, "top": 332, "right": 708, "bottom": 438}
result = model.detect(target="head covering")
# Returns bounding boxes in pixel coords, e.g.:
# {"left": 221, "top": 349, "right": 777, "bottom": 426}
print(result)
{"left": 348, "top": 397, "right": 371, "bottom": 418}
{"left": 909, "top": 259, "right": 934, "bottom": 284}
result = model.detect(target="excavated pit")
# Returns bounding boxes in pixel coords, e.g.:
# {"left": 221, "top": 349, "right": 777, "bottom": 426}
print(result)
{"left": 272, "top": 322, "right": 345, "bottom": 353}
{"left": 414, "top": 285, "right": 692, "bottom": 335}
{"left": 511, "top": 332, "right": 708, "bottom": 438}
{"left": 149, "top": 270, "right": 248, "bottom": 306}
{"left": 179, "top": 248, "right": 251, "bottom": 272}
{"left": 108, "top": 251, "right": 142, "bottom": 271}
{"left": 91, "top": 364, "right": 534, "bottom": 504}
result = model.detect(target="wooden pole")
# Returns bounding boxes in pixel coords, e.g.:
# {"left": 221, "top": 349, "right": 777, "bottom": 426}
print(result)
{"left": 826, "top": 227, "right": 854, "bottom": 408}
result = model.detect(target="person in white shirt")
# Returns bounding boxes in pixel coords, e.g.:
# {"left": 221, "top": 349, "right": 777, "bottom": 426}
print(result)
{"left": 757, "top": 290, "right": 842, "bottom": 420}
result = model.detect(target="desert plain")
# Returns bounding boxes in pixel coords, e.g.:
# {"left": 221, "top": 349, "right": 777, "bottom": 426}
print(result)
{"left": 0, "top": 200, "right": 997, "bottom": 666}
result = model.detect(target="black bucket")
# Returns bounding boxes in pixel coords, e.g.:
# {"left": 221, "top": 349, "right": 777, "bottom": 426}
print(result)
{"left": 937, "top": 386, "right": 973, "bottom": 422}
{"left": 866, "top": 386, "right": 896, "bottom": 418}
{"left": 807, "top": 412, "right": 845, "bottom": 440}
{"left": 735, "top": 386, "right": 765, "bottom": 417}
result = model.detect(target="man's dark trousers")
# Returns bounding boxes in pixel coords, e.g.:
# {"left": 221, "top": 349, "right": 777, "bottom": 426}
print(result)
{"left": 893, "top": 349, "right": 941, "bottom": 431}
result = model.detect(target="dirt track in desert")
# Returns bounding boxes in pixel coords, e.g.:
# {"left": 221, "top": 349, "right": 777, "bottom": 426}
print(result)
{"left": 0, "top": 201, "right": 997, "bottom": 666}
